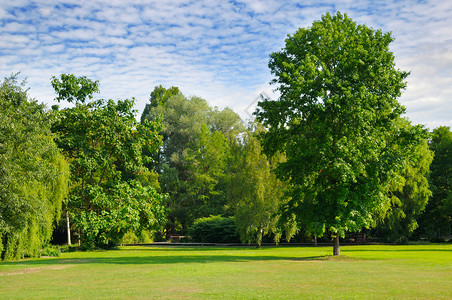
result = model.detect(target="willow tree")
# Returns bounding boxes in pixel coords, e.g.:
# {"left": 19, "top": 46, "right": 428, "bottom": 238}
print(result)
{"left": 255, "top": 12, "right": 426, "bottom": 255}
{"left": 376, "top": 119, "right": 433, "bottom": 243}
{"left": 419, "top": 126, "right": 452, "bottom": 238}
{"left": 0, "top": 75, "right": 69, "bottom": 260}
{"left": 229, "top": 124, "right": 287, "bottom": 247}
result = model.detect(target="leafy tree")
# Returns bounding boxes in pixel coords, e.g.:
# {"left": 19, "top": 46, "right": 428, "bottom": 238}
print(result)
{"left": 419, "top": 126, "right": 452, "bottom": 239}
{"left": 51, "top": 74, "right": 100, "bottom": 104}
{"left": 140, "top": 89, "right": 244, "bottom": 234}
{"left": 209, "top": 107, "right": 244, "bottom": 139}
{"left": 140, "top": 85, "right": 180, "bottom": 123}
{"left": 150, "top": 94, "right": 212, "bottom": 171}
{"left": 143, "top": 93, "right": 213, "bottom": 234}
{"left": 255, "top": 12, "right": 426, "bottom": 255}
{"left": 52, "top": 74, "right": 166, "bottom": 248}
{"left": 141, "top": 86, "right": 243, "bottom": 173}
{"left": 0, "top": 74, "right": 69, "bottom": 260}
{"left": 185, "top": 123, "right": 230, "bottom": 222}
{"left": 229, "top": 124, "right": 287, "bottom": 247}
{"left": 375, "top": 119, "right": 433, "bottom": 243}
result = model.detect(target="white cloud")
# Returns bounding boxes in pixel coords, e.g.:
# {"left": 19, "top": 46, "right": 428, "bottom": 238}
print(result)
{"left": 0, "top": 0, "right": 450, "bottom": 130}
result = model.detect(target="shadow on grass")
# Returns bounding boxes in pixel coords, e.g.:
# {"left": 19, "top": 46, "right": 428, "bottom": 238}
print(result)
{"left": 343, "top": 248, "right": 451, "bottom": 252}
{"left": 1, "top": 253, "right": 334, "bottom": 267}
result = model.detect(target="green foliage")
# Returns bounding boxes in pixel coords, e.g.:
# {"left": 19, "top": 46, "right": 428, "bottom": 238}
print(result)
{"left": 121, "top": 229, "right": 154, "bottom": 244}
{"left": 39, "top": 245, "right": 61, "bottom": 257}
{"left": 51, "top": 74, "right": 100, "bottom": 104}
{"left": 419, "top": 126, "right": 452, "bottom": 238}
{"left": 140, "top": 85, "right": 180, "bottom": 123}
{"left": 185, "top": 123, "right": 230, "bottom": 220}
{"left": 141, "top": 88, "right": 244, "bottom": 233}
{"left": 375, "top": 121, "right": 433, "bottom": 243}
{"left": 72, "top": 181, "right": 166, "bottom": 249}
{"left": 229, "top": 124, "right": 288, "bottom": 246}
{"left": 52, "top": 74, "right": 166, "bottom": 249}
{"left": 255, "top": 12, "right": 424, "bottom": 253}
{"left": 188, "top": 215, "right": 240, "bottom": 243}
{"left": 209, "top": 107, "right": 244, "bottom": 139}
{"left": 0, "top": 74, "right": 69, "bottom": 260}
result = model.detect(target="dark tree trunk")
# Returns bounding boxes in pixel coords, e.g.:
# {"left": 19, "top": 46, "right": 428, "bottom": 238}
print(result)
{"left": 333, "top": 235, "right": 340, "bottom": 256}
{"left": 314, "top": 236, "right": 318, "bottom": 247}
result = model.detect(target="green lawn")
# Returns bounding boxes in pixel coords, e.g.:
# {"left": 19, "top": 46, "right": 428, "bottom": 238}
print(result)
{"left": 1, "top": 244, "right": 451, "bottom": 299}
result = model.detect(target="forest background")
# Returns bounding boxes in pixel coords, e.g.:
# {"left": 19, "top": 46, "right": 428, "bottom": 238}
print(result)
{"left": 1, "top": 71, "right": 450, "bottom": 261}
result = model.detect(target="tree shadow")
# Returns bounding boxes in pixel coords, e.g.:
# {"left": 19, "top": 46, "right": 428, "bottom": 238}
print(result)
{"left": 1, "top": 253, "right": 330, "bottom": 267}
{"left": 343, "top": 248, "right": 451, "bottom": 252}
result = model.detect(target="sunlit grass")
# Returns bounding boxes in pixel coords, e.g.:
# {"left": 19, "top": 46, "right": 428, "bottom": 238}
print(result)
{"left": 1, "top": 244, "right": 451, "bottom": 299}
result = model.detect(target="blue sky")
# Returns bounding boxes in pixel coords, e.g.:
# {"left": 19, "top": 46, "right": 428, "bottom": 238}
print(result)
{"left": 1, "top": 0, "right": 451, "bottom": 129}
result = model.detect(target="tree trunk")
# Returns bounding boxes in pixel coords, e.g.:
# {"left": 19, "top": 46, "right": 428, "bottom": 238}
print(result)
{"left": 256, "top": 226, "right": 263, "bottom": 248}
{"left": 314, "top": 236, "right": 318, "bottom": 247}
{"left": 66, "top": 210, "right": 71, "bottom": 245}
{"left": 333, "top": 235, "right": 340, "bottom": 256}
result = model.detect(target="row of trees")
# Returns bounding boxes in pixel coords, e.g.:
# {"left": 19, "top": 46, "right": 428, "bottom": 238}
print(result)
{"left": 139, "top": 85, "right": 287, "bottom": 245}
{"left": 139, "top": 86, "right": 449, "bottom": 250}
{"left": 139, "top": 12, "right": 450, "bottom": 254}
{"left": 1, "top": 72, "right": 450, "bottom": 259}
{"left": 1, "top": 12, "right": 450, "bottom": 259}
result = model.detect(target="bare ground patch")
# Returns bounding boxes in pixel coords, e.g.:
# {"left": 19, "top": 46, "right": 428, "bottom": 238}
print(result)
{"left": 0, "top": 265, "right": 71, "bottom": 276}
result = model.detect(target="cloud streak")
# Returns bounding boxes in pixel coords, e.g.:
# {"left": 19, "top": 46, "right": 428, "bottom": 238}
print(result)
{"left": 0, "top": 0, "right": 450, "bottom": 129}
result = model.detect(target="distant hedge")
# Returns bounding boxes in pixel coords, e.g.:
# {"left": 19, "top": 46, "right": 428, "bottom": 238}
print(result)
{"left": 188, "top": 216, "right": 241, "bottom": 243}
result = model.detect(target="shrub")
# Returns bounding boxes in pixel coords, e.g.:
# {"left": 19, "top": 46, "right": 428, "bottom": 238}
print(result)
{"left": 39, "top": 245, "right": 61, "bottom": 257}
{"left": 188, "top": 216, "right": 240, "bottom": 243}
{"left": 121, "top": 230, "right": 154, "bottom": 244}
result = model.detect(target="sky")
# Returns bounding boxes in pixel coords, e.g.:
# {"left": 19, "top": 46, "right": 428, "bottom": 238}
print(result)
{"left": 0, "top": 0, "right": 451, "bottom": 129}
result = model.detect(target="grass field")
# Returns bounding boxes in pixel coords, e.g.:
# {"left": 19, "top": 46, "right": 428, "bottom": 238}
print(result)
{"left": 1, "top": 244, "right": 451, "bottom": 299}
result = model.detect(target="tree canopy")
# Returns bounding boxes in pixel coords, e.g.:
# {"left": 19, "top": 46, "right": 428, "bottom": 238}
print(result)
{"left": 0, "top": 74, "right": 69, "bottom": 260}
{"left": 140, "top": 86, "right": 244, "bottom": 234}
{"left": 51, "top": 74, "right": 100, "bottom": 104}
{"left": 229, "top": 124, "right": 287, "bottom": 247}
{"left": 255, "top": 12, "right": 427, "bottom": 255}
{"left": 418, "top": 126, "right": 452, "bottom": 239}
{"left": 52, "top": 74, "right": 166, "bottom": 249}
{"left": 375, "top": 119, "right": 433, "bottom": 243}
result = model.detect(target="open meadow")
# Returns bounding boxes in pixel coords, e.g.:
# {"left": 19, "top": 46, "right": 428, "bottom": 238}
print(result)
{"left": 0, "top": 244, "right": 451, "bottom": 299}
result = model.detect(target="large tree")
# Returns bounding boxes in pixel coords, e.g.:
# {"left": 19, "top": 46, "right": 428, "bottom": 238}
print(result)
{"left": 140, "top": 87, "right": 244, "bottom": 234}
{"left": 0, "top": 75, "right": 69, "bottom": 260}
{"left": 419, "top": 126, "right": 452, "bottom": 238}
{"left": 51, "top": 74, "right": 166, "bottom": 248}
{"left": 255, "top": 12, "right": 426, "bottom": 255}
{"left": 185, "top": 123, "right": 230, "bottom": 222}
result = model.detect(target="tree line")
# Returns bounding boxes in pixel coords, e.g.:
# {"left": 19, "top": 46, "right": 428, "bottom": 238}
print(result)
{"left": 1, "top": 12, "right": 451, "bottom": 259}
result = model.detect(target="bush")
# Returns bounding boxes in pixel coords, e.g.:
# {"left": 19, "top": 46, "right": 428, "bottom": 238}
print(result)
{"left": 120, "top": 230, "right": 154, "bottom": 244}
{"left": 59, "top": 244, "right": 78, "bottom": 253}
{"left": 188, "top": 216, "right": 240, "bottom": 243}
{"left": 39, "top": 245, "right": 61, "bottom": 257}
